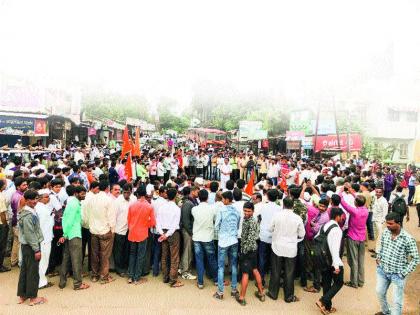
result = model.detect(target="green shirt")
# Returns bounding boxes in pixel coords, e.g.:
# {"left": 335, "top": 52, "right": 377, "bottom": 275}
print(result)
{"left": 62, "top": 196, "right": 82, "bottom": 240}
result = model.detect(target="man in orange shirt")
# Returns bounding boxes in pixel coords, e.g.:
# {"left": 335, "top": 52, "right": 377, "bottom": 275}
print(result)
{"left": 127, "top": 185, "right": 156, "bottom": 285}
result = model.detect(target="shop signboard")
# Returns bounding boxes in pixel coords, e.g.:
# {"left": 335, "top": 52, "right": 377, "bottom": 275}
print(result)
{"left": 314, "top": 133, "right": 362, "bottom": 153}
{"left": 0, "top": 115, "right": 48, "bottom": 136}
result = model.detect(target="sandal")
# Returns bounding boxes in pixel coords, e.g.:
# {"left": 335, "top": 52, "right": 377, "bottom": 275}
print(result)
{"left": 100, "top": 276, "right": 116, "bottom": 285}
{"left": 254, "top": 291, "right": 265, "bottom": 302}
{"left": 304, "top": 286, "right": 320, "bottom": 293}
{"left": 235, "top": 295, "right": 246, "bottom": 306}
{"left": 170, "top": 280, "right": 184, "bottom": 288}
{"left": 39, "top": 282, "right": 54, "bottom": 290}
{"left": 134, "top": 278, "right": 148, "bottom": 285}
{"left": 344, "top": 281, "right": 358, "bottom": 289}
{"left": 213, "top": 292, "right": 223, "bottom": 300}
{"left": 285, "top": 295, "right": 300, "bottom": 303}
{"left": 316, "top": 300, "right": 329, "bottom": 315}
{"left": 29, "top": 297, "right": 47, "bottom": 306}
{"left": 74, "top": 283, "right": 90, "bottom": 290}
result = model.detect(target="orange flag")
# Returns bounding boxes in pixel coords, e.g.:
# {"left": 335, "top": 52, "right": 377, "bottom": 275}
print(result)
{"left": 120, "top": 126, "right": 131, "bottom": 159}
{"left": 132, "top": 127, "right": 141, "bottom": 157}
{"left": 125, "top": 153, "right": 133, "bottom": 182}
{"left": 244, "top": 170, "right": 255, "bottom": 196}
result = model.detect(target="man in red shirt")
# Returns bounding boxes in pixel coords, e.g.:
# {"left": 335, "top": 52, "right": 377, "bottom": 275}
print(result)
{"left": 127, "top": 186, "right": 156, "bottom": 284}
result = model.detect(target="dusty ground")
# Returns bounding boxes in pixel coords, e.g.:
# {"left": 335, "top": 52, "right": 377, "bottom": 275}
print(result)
{"left": 0, "top": 207, "right": 419, "bottom": 315}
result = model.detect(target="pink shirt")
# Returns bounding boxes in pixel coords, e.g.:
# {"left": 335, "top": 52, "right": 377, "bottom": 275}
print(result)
{"left": 304, "top": 203, "right": 319, "bottom": 241}
{"left": 339, "top": 192, "right": 368, "bottom": 242}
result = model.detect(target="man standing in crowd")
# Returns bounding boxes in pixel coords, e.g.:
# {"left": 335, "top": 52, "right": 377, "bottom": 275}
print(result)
{"left": 59, "top": 185, "right": 90, "bottom": 290}
{"left": 35, "top": 189, "right": 54, "bottom": 289}
{"left": 86, "top": 180, "right": 116, "bottom": 284}
{"left": 17, "top": 190, "right": 46, "bottom": 306}
{"left": 113, "top": 183, "right": 136, "bottom": 277}
{"left": 213, "top": 191, "right": 240, "bottom": 300}
{"left": 127, "top": 186, "right": 156, "bottom": 284}
{"left": 157, "top": 188, "right": 183, "bottom": 288}
{"left": 11, "top": 177, "right": 28, "bottom": 267}
{"left": 370, "top": 187, "right": 388, "bottom": 259}
{"left": 180, "top": 186, "right": 198, "bottom": 280}
{"left": 375, "top": 212, "right": 419, "bottom": 315}
{"left": 191, "top": 189, "right": 218, "bottom": 289}
{"left": 0, "top": 179, "right": 10, "bottom": 272}
{"left": 267, "top": 197, "right": 305, "bottom": 303}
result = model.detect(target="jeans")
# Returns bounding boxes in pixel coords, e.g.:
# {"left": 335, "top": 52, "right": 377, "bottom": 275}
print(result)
{"left": 320, "top": 266, "right": 344, "bottom": 311}
{"left": 268, "top": 253, "right": 296, "bottom": 301}
{"left": 213, "top": 167, "right": 220, "bottom": 181}
{"left": 151, "top": 234, "right": 162, "bottom": 276}
{"left": 346, "top": 238, "right": 365, "bottom": 286}
{"left": 366, "top": 212, "right": 375, "bottom": 240}
{"left": 59, "top": 237, "right": 83, "bottom": 289}
{"left": 257, "top": 241, "right": 271, "bottom": 285}
{"left": 408, "top": 185, "right": 415, "bottom": 204}
{"left": 271, "top": 177, "right": 278, "bottom": 186}
{"left": 384, "top": 190, "right": 392, "bottom": 201}
{"left": 217, "top": 243, "right": 238, "bottom": 294}
{"left": 194, "top": 241, "right": 218, "bottom": 285}
{"left": 128, "top": 239, "right": 147, "bottom": 281}
{"left": 376, "top": 265, "right": 407, "bottom": 315}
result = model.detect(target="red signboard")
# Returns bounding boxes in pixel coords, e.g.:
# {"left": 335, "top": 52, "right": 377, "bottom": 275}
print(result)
{"left": 314, "top": 134, "right": 362, "bottom": 153}
{"left": 34, "top": 119, "right": 48, "bottom": 136}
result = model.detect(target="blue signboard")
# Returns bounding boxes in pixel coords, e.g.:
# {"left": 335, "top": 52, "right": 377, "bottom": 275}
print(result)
{"left": 0, "top": 115, "right": 35, "bottom": 136}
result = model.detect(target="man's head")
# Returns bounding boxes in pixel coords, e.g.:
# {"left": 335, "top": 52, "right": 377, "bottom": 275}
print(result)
{"left": 375, "top": 187, "right": 384, "bottom": 198}
{"left": 110, "top": 184, "right": 121, "bottom": 198}
{"left": 135, "top": 185, "right": 147, "bottom": 198}
{"left": 23, "top": 189, "right": 38, "bottom": 208}
{"left": 385, "top": 212, "right": 402, "bottom": 233}
{"left": 74, "top": 186, "right": 87, "bottom": 201}
{"left": 210, "top": 181, "right": 219, "bottom": 193}
{"left": 190, "top": 186, "right": 199, "bottom": 199}
{"left": 50, "top": 178, "right": 63, "bottom": 194}
{"left": 38, "top": 189, "right": 50, "bottom": 205}
{"left": 225, "top": 180, "right": 235, "bottom": 191}
{"left": 122, "top": 183, "right": 132, "bottom": 201}
{"left": 99, "top": 180, "right": 110, "bottom": 192}
{"left": 167, "top": 188, "right": 177, "bottom": 201}
{"left": 243, "top": 201, "right": 254, "bottom": 219}
{"left": 283, "top": 197, "right": 294, "bottom": 210}
{"left": 222, "top": 191, "right": 233, "bottom": 205}
{"left": 252, "top": 193, "right": 262, "bottom": 204}
{"left": 236, "top": 179, "right": 246, "bottom": 190}
{"left": 233, "top": 188, "right": 242, "bottom": 202}
{"left": 330, "top": 194, "right": 341, "bottom": 207}
{"left": 90, "top": 181, "right": 100, "bottom": 194}
{"left": 14, "top": 177, "right": 28, "bottom": 193}
{"left": 318, "top": 199, "right": 329, "bottom": 213}
{"left": 267, "top": 189, "right": 278, "bottom": 202}
{"left": 198, "top": 189, "right": 209, "bottom": 203}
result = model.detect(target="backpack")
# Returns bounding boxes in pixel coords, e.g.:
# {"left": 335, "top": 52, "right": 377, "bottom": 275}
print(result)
{"left": 310, "top": 223, "right": 338, "bottom": 272}
{"left": 391, "top": 196, "right": 407, "bottom": 217}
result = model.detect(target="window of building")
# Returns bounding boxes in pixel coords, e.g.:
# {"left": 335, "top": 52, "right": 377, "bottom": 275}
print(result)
{"left": 406, "top": 111, "right": 418, "bottom": 122}
{"left": 400, "top": 143, "right": 408, "bottom": 159}
{"left": 387, "top": 109, "right": 400, "bottom": 121}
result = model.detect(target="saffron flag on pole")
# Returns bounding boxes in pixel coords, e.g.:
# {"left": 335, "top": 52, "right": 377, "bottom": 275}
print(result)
{"left": 125, "top": 153, "right": 133, "bottom": 182}
{"left": 120, "top": 126, "right": 131, "bottom": 159}
{"left": 244, "top": 169, "right": 255, "bottom": 196}
{"left": 132, "top": 127, "right": 141, "bottom": 157}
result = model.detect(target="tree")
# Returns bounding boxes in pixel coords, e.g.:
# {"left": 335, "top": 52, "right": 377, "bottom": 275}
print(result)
{"left": 157, "top": 97, "right": 190, "bottom": 133}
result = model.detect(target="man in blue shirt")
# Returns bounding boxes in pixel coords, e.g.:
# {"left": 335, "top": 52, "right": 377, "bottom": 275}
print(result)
{"left": 213, "top": 191, "right": 240, "bottom": 300}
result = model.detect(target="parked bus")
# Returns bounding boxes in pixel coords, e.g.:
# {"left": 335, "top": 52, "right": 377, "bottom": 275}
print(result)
{"left": 186, "top": 128, "right": 227, "bottom": 148}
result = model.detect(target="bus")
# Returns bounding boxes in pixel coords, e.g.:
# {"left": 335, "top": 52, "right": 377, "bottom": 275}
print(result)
{"left": 186, "top": 128, "right": 227, "bottom": 148}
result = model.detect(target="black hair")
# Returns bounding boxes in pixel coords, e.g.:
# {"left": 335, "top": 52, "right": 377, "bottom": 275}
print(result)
{"left": 226, "top": 180, "right": 235, "bottom": 191}
{"left": 167, "top": 188, "right": 177, "bottom": 200}
{"left": 355, "top": 195, "right": 366, "bottom": 207}
{"left": 198, "top": 189, "right": 209, "bottom": 202}
{"left": 330, "top": 207, "right": 344, "bottom": 220}
{"left": 0, "top": 179, "right": 5, "bottom": 190}
{"left": 319, "top": 199, "right": 329, "bottom": 207}
{"left": 182, "top": 186, "right": 191, "bottom": 196}
{"left": 122, "top": 183, "right": 132, "bottom": 192}
{"left": 233, "top": 188, "right": 242, "bottom": 201}
{"left": 99, "top": 180, "right": 109, "bottom": 191}
{"left": 14, "top": 176, "right": 27, "bottom": 188}
{"left": 28, "top": 181, "right": 42, "bottom": 190}
{"left": 331, "top": 194, "right": 341, "bottom": 206}
{"left": 69, "top": 177, "right": 81, "bottom": 185}
{"left": 289, "top": 187, "right": 301, "bottom": 199}
{"left": 90, "top": 181, "right": 100, "bottom": 190}
{"left": 267, "top": 189, "right": 278, "bottom": 202}
{"left": 221, "top": 191, "right": 233, "bottom": 202}
{"left": 243, "top": 201, "right": 254, "bottom": 211}
{"left": 74, "top": 186, "right": 87, "bottom": 194}
{"left": 253, "top": 193, "right": 262, "bottom": 201}
{"left": 23, "top": 189, "right": 38, "bottom": 200}
{"left": 386, "top": 212, "right": 402, "bottom": 224}
{"left": 283, "top": 197, "right": 294, "bottom": 209}
{"left": 135, "top": 185, "right": 147, "bottom": 197}
{"left": 210, "top": 181, "right": 219, "bottom": 193}
{"left": 50, "top": 178, "right": 64, "bottom": 187}
{"left": 236, "top": 179, "right": 246, "bottom": 189}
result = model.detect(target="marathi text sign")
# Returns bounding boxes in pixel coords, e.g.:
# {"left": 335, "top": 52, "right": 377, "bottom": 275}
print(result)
{"left": 0, "top": 115, "right": 48, "bottom": 136}
{"left": 314, "top": 134, "right": 362, "bottom": 153}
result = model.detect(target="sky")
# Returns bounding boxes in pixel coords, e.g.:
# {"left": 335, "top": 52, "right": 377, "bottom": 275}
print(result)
{"left": 0, "top": 0, "right": 419, "bottom": 111}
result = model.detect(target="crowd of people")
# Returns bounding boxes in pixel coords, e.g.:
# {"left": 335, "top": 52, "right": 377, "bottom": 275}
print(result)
{"left": 0, "top": 142, "right": 419, "bottom": 315}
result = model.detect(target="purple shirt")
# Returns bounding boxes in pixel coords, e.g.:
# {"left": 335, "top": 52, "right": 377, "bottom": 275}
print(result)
{"left": 339, "top": 192, "right": 368, "bottom": 242}
{"left": 384, "top": 174, "right": 395, "bottom": 191}
{"left": 11, "top": 190, "right": 24, "bottom": 227}
{"left": 311, "top": 210, "right": 330, "bottom": 235}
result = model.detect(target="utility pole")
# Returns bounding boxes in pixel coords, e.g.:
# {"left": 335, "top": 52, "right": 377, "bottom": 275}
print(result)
{"left": 314, "top": 104, "right": 320, "bottom": 158}
{"left": 333, "top": 97, "right": 341, "bottom": 151}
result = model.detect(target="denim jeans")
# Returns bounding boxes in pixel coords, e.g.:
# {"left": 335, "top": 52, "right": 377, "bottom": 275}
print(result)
{"left": 194, "top": 241, "right": 218, "bottom": 285}
{"left": 151, "top": 233, "right": 162, "bottom": 276}
{"left": 128, "top": 239, "right": 147, "bottom": 281}
{"left": 213, "top": 168, "right": 220, "bottom": 181}
{"left": 376, "top": 265, "right": 407, "bottom": 315}
{"left": 257, "top": 241, "right": 272, "bottom": 285}
{"left": 217, "top": 243, "right": 238, "bottom": 294}
{"left": 408, "top": 185, "right": 415, "bottom": 204}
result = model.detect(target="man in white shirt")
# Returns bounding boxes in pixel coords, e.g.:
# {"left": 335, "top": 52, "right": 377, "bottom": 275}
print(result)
{"left": 112, "top": 184, "right": 136, "bottom": 277}
{"left": 156, "top": 188, "right": 183, "bottom": 287}
{"left": 35, "top": 189, "right": 54, "bottom": 288}
{"left": 371, "top": 187, "right": 388, "bottom": 257}
{"left": 151, "top": 186, "right": 167, "bottom": 277}
{"left": 258, "top": 189, "right": 282, "bottom": 286}
{"left": 219, "top": 158, "right": 232, "bottom": 190}
{"left": 267, "top": 197, "right": 305, "bottom": 303}
{"left": 191, "top": 189, "right": 218, "bottom": 288}
{"left": 316, "top": 207, "right": 345, "bottom": 314}
{"left": 86, "top": 180, "right": 116, "bottom": 284}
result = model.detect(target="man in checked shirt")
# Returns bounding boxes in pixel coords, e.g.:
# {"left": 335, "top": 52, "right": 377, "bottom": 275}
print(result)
{"left": 375, "top": 212, "right": 419, "bottom": 315}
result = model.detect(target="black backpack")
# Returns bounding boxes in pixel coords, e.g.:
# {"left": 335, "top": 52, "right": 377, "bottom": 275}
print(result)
{"left": 391, "top": 196, "right": 407, "bottom": 217}
{"left": 310, "top": 223, "right": 338, "bottom": 272}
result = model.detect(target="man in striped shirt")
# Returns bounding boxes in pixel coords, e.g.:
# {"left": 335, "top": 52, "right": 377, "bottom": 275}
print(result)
{"left": 375, "top": 212, "right": 419, "bottom": 315}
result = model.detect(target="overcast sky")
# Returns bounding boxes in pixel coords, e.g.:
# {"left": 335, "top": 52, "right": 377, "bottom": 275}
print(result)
{"left": 0, "top": 0, "right": 419, "bottom": 111}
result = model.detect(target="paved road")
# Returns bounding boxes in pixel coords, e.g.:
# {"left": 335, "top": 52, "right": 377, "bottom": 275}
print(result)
{"left": 1, "top": 207, "right": 419, "bottom": 315}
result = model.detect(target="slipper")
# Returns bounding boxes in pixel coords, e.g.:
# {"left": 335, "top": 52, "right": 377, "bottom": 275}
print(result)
{"left": 100, "top": 277, "right": 115, "bottom": 285}
{"left": 213, "top": 292, "right": 223, "bottom": 300}
{"left": 316, "top": 301, "right": 329, "bottom": 315}
{"left": 329, "top": 307, "right": 337, "bottom": 313}
{"left": 304, "top": 286, "right": 320, "bottom": 293}
{"left": 29, "top": 297, "right": 47, "bottom": 306}
{"left": 344, "top": 281, "right": 358, "bottom": 289}
{"left": 74, "top": 283, "right": 90, "bottom": 290}
{"left": 235, "top": 295, "right": 246, "bottom": 306}
{"left": 254, "top": 291, "right": 265, "bottom": 302}
{"left": 285, "top": 295, "right": 300, "bottom": 303}
{"left": 170, "top": 281, "right": 184, "bottom": 288}
{"left": 134, "top": 278, "right": 147, "bottom": 285}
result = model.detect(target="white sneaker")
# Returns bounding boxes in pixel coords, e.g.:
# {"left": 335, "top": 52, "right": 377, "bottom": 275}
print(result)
{"left": 181, "top": 272, "right": 197, "bottom": 280}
